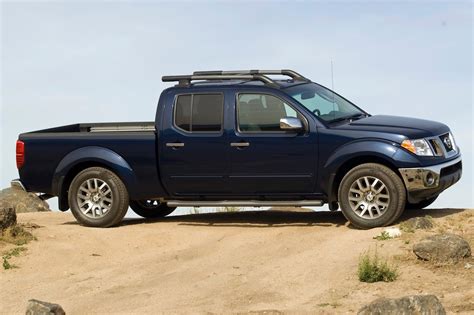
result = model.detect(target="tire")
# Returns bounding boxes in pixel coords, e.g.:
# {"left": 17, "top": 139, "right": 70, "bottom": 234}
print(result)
{"left": 338, "top": 163, "right": 406, "bottom": 229}
{"left": 129, "top": 200, "right": 176, "bottom": 218}
{"left": 68, "top": 167, "right": 129, "bottom": 227}
{"left": 406, "top": 196, "right": 438, "bottom": 210}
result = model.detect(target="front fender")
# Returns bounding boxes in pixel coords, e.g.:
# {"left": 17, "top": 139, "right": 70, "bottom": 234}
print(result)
{"left": 52, "top": 146, "right": 137, "bottom": 197}
{"left": 321, "top": 139, "right": 421, "bottom": 206}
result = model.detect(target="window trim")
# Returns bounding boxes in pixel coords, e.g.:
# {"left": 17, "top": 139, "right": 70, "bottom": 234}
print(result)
{"left": 173, "top": 92, "right": 225, "bottom": 134}
{"left": 235, "top": 92, "right": 309, "bottom": 134}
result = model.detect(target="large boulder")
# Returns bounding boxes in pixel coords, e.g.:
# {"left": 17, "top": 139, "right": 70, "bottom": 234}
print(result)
{"left": 0, "top": 187, "right": 50, "bottom": 213}
{"left": 358, "top": 295, "right": 446, "bottom": 315}
{"left": 0, "top": 206, "right": 16, "bottom": 231}
{"left": 413, "top": 233, "right": 471, "bottom": 264}
{"left": 26, "top": 299, "right": 65, "bottom": 315}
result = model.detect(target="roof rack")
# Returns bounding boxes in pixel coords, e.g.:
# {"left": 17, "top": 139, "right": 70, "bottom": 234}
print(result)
{"left": 193, "top": 69, "right": 309, "bottom": 81}
{"left": 161, "top": 69, "right": 309, "bottom": 88}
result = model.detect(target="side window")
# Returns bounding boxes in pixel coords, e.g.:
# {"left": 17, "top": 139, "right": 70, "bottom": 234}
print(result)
{"left": 237, "top": 94, "right": 300, "bottom": 132}
{"left": 174, "top": 94, "right": 223, "bottom": 132}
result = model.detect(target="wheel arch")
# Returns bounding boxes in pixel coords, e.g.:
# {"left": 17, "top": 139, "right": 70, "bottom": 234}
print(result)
{"left": 323, "top": 140, "right": 410, "bottom": 209}
{"left": 52, "top": 146, "right": 137, "bottom": 211}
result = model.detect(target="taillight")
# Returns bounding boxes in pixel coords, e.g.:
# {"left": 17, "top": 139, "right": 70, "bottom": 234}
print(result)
{"left": 16, "top": 140, "right": 25, "bottom": 169}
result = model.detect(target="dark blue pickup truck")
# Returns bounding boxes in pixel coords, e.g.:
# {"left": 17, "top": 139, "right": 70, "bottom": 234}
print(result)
{"left": 12, "top": 70, "right": 462, "bottom": 228}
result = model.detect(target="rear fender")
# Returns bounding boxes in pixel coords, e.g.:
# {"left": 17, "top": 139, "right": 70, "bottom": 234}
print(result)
{"left": 52, "top": 146, "right": 137, "bottom": 210}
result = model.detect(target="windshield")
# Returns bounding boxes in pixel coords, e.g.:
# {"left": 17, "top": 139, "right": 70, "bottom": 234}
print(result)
{"left": 285, "top": 83, "right": 366, "bottom": 122}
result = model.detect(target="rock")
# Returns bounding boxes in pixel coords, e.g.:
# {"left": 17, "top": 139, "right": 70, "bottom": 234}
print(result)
{"left": 0, "top": 187, "right": 50, "bottom": 213}
{"left": 358, "top": 295, "right": 446, "bottom": 315}
{"left": 413, "top": 233, "right": 471, "bottom": 264}
{"left": 383, "top": 227, "right": 401, "bottom": 238}
{"left": 0, "top": 206, "right": 17, "bottom": 231}
{"left": 400, "top": 216, "right": 434, "bottom": 232}
{"left": 26, "top": 299, "right": 65, "bottom": 315}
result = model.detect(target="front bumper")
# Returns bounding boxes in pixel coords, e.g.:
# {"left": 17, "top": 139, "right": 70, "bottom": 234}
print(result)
{"left": 399, "top": 156, "right": 462, "bottom": 203}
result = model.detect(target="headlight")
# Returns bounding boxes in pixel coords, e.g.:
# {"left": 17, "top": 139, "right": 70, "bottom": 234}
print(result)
{"left": 401, "top": 138, "right": 434, "bottom": 156}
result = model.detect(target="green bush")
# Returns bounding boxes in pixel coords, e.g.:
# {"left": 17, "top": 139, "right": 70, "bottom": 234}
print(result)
{"left": 373, "top": 231, "right": 392, "bottom": 241}
{"left": 2, "top": 246, "right": 27, "bottom": 270}
{"left": 358, "top": 250, "right": 398, "bottom": 283}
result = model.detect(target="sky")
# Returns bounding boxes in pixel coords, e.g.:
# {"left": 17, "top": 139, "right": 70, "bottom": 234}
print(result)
{"left": 1, "top": 1, "right": 473, "bottom": 214}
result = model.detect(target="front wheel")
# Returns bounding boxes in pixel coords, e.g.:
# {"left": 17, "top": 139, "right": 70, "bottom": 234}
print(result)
{"left": 338, "top": 163, "right": 406, "bottom": 229}
{"left": 130, "top": 200, "right": 176, "bottom": 218}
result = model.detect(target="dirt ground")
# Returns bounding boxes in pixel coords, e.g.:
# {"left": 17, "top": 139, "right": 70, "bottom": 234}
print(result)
{"left": 1, "top": 208, "right": 473, "bottom": 314}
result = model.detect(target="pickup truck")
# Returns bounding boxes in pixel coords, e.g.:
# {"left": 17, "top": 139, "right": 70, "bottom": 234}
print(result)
{"left": 12, "top": 69, "right": 462, "bottom": 229}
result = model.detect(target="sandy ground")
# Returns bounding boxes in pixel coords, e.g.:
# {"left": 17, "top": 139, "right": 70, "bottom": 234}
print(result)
{"left": 0, "top": 208, "right": 473, "bottom": 314}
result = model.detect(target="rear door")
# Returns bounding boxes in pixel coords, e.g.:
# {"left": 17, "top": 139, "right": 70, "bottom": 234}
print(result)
{"left": 159, "top": 91, "right": 229, "bottom": 195}
{"left": 229, "top": 92, "right": 318, "bottom": 195}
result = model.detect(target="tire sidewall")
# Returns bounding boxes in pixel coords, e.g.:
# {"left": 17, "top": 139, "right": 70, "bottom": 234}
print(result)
{"left": 68, "top": 167, "right": 128, "bottom": 227}
{"left": 338, "top": 164, "right": 406, "bottom": 229}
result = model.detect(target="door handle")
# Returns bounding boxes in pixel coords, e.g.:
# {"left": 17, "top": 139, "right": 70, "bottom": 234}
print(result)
{"left": 166, "top": 142, "right": 185, "bottom": 148}
{"left": 230, "top": 142, "right": 250, "bottom": 147}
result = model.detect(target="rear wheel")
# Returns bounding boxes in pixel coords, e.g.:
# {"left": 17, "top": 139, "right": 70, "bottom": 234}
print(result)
{"left": 406, "top": 196, "right": 438, "bottom": 210}
{"left": 338, "top": 163, "right": 406, "bottom": 229}
{"left": 130, "top": 200, "right": 176, "bottom": 218}
{"left": 68, "top": 167, "right": 129, "bottom": 227}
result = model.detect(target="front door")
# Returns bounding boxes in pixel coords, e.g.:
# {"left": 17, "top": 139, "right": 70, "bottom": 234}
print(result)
{"left": 159, "top": 92, "right": 229, "bottom": 195}
{"left": 229, "top": 92, "right": 318, "bottom": 195}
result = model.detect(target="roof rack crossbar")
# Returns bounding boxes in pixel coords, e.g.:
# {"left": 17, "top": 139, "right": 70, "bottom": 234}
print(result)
{"left": 161, "top": 74, "right": 279, "bottom": 87}
{"left": 192, "top": 69, "right": 308, "bottom": 81}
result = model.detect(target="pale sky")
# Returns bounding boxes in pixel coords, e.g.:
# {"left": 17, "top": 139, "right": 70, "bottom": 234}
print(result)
{"left": 1, "top": 1, "right": 473, "bottom": 212}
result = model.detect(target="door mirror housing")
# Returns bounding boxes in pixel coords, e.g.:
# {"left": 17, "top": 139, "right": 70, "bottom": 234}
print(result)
{"left": 280, "top": 117, "right": 304, "bottom": 132}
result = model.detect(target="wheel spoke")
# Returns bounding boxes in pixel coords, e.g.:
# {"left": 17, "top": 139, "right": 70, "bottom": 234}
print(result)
{"left": 77, "top": 177, "right": 113, "bottom": 219}
{"left": 348, "top": 176, "right": 390, "bottom": 220}
{"left": 371, "top": 178, "right": 379, "bottom": 189}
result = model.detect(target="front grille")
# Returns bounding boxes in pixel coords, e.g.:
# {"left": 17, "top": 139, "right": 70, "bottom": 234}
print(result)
{"left": 439, "top": 133, "right": 454, "bottom": 152}
{"left": 428, "top": 139, "right": 444, "bottom": 156}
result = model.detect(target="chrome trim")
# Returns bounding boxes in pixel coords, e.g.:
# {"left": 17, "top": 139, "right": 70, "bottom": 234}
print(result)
{"left": 11, "top": 179, "right": 26, "bottom": 191}
{"left": 230, "top": 142, "right": 250, "bottom": 147}
{"left": 399, "top": 156, "right": 462, "bottom": 191}
{"left": 166, "top": 200, "right": 323, "bottom": 207}
{"left": 89, "top": 125, "right": 155, "bottom": 132}
{"left": 280, "top": 117, "right": 303, "bottom": 131}
{"left": 166, "top": 143, "right": 185, "bottom": 148}
{"left": 425, "top": 132, "right": 458, "bottom": 158}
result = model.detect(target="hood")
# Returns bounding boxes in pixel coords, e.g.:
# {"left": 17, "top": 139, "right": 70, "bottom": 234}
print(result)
{"left": 334, "top": 115, "right": 450, "bottom": 140}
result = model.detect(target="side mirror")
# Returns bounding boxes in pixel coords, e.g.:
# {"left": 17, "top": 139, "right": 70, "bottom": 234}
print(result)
{"left": 280, "top": 117, "right": 303, "bottom": 132}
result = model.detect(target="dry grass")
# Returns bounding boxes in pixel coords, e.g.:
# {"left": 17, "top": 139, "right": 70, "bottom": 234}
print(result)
{"left": 0, "top": 225, "right": 35, "bottom": 246}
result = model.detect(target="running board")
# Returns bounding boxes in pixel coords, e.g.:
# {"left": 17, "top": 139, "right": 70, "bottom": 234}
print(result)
{"left": 166, "top": 200, "right": 324, "bottom": 207}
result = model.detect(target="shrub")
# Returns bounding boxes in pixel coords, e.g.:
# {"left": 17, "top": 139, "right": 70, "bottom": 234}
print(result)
{"left": 358, "top": 249, "right": 398, "bottom": 283}
{"left": 373, "top": 231, "right": 392, "bottom": 241}
{"left": 2, "top": 246, "right": 27, "bottom": 270}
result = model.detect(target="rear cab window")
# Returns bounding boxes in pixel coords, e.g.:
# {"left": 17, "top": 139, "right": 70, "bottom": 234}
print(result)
{"left": 174, "top": 93, "right": 224, "bottom": 133}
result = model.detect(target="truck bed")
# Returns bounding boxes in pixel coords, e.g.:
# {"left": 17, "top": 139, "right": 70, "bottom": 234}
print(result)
{"left": 18, "top": 121, "right": 162, "bottom": 200}
{"left": 23, "top": 122, "right": 156, "bottom": 134}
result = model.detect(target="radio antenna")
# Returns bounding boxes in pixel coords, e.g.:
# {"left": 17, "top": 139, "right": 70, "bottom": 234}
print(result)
{"left": 331, "top": 60, "right": 336, "bottom": 120}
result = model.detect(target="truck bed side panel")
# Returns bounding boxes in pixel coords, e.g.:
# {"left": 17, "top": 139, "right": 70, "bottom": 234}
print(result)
{"left": 18, "top": 131, "right": 166, "bottom": 200}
